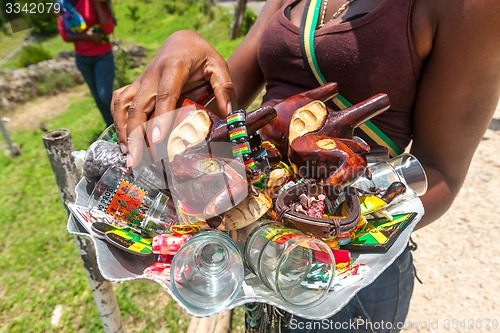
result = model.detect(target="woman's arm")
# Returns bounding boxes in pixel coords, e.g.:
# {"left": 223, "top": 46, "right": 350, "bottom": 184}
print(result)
{"left": 56, "top": 16, "right": 70, "bottom": 42}
{"left": 92, "top": 0, "right": 114, "bottom": 34}
{"left": 411, "top": 0, "right": 500, "bottom": 229}
{"left": 64, "top": 31, "right": 103, "bottom": 43}
{"left": 227, "top": 0, "right": 285, "bottom": 109}
{"left": 56, "top": 16, "right": 103, "bottom": 43}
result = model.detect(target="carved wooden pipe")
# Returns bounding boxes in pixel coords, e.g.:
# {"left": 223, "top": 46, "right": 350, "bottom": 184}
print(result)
{"left": 168, "top": 98, "right": 276, "bottom": 161}
{"left": 289, "top": 133, "right": 370, "bottom": 186}
{"left": 315, "top": 93, "right": 390, "bottom": 139}
{"left": 211, "top": 105, "right": 277, "bottom": 142}
{"left": 261, "top": 91, "right": 390, "bottom": 158}
{"left": 177, "top": 81, "right": 278, "bottom": 134}
{"left": 178, "top": 81, "right": 215, "bottom": 108}
{"left": 286, "top": 93, "right": 390, "bottom": 157}
{"left": 140, "top": 83, "right": 215, "bottom": 154}
{"left": 259, "top": 83, "right": 339, "bottom": 154}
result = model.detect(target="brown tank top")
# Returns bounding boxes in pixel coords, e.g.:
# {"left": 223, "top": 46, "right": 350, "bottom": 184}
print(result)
{"left": 258, "top": 0, "right": 421, "bottom": 150}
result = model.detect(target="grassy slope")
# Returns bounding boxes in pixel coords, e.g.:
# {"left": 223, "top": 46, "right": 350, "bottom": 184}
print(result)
{"left": 0, "top": 30, "right": 30, "bottom": 59}
{"left": 0, "top": 1, "right": 250, "bottom": 332}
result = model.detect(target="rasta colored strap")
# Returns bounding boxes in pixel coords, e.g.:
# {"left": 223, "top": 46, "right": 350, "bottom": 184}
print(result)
{"left": 299, "top": 0, "right": 403, "bottom": 157}
{"left": 299, "top": 0, "right": 324, "bottom": 88}
{"left": 227, "top": 109, "right": 268, "bottom": 190}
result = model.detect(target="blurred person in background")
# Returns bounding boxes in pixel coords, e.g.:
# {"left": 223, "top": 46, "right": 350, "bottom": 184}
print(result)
{"left": 57, "top": 0, "right": 116, "bottom": 127}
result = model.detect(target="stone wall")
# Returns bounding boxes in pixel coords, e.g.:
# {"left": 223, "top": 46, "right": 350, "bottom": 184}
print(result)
{"left": 0, "top": 54, "right": 82, "bottom": 111}
{"left": 0, "top": 44, "right": 147, "bottom": 112}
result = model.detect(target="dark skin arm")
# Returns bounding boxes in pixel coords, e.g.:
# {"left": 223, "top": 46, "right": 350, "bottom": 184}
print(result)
{"left": 409, "top": 0, "right": 500, "bottom": 228}
{"left": 64, "top": 30, "right": 102, "bottom": 43}
{"left": 111, "top": 30, "right": 235, "bottom": 167}
{"left": 92, "top": 0, "right": 111, "bottom": 26}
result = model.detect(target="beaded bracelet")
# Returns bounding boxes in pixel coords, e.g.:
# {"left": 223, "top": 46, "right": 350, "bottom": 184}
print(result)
{"left": 248, "top": 134, "right": 270, "bottom": 189}
{"left": 227, "top": 109, "right": 268, "bottom": 190}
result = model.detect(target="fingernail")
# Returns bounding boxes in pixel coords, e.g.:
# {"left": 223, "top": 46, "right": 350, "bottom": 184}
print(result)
{"left": 126, "top": 154, "right": 134, "bottom": 168}
{"left": 226, "top": 101, "right": 232, "bottom": 115}
{"left": 152, "top": 126, "right": 161, "bottom": 143}
{"left": 119, "top": 143, "right": 128, "bottom": 154}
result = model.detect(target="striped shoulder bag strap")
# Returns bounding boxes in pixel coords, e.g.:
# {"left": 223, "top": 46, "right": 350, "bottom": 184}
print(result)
{"left": 299, "top": 0, "right": 402, "bottom": 157}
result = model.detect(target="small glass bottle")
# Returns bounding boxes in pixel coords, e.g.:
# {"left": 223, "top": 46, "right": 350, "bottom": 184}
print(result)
{"left": 351, "top": 153, "right": 428, "bottom": 196}
{"left": 170, "top": 231, "right": 244, "bottom": 314}
{"left": 88, "top": 165, "right": 175, "bottom": 235}
{"left": 245, "top": 221, "right": 336, "bottom": 308}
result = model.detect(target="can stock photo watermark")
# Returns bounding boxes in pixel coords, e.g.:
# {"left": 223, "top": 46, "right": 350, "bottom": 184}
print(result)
{"left": 2, "top": 0, "right": 64, "bottom": 33}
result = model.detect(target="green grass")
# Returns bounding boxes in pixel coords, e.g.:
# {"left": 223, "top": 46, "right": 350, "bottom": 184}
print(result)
{"left": 0, "top": 30, "right": 30, "bottom": 58}
{"left": 0, "top": 1, "right": 253, "bottom": 331}
{"left": 0, "top": 33, "right": 73, "bottom": 69}
{"left": 0, "top": 98, "right": 103, "bottom": 332}
{"left": 35, "top": 71, "right": 81, "bottom": 96}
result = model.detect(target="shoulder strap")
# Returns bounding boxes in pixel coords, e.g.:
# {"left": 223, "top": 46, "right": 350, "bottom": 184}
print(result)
{"left": 299, "top": 0, "right": 402, "bottom": 157}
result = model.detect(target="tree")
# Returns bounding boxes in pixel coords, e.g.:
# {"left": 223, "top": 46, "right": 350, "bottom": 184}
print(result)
{"left": 230, "top": 0, "right": 247, "bottom": 40}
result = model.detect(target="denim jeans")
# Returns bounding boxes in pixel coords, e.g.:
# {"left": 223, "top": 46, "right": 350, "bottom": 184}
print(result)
{"left": 76, "top": 51, "right": 115, "bottom": 127}
{"left": 282, "top": 247, "right": 415, "bottom": 333}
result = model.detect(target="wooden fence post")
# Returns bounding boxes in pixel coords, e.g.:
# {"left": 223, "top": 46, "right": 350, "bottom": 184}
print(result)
{"left": 187, "top": 311, "right": 232, "bottom": 333}
{"left": 0, "top": 118, "right": 19, "bottom": 157}
{"left": 42, "top": 129, "right": 123, "bottom": 333}
{"left": 230, "top": 0, "right": 247, "bottom": 40}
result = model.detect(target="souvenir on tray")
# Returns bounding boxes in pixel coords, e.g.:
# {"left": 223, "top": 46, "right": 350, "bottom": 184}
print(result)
{"left": 68, "top": 177, "right": 423, "bottom": 318}
{"left": 68, "top": 83, "right": 426, "bottom": 319}
{"left": 340, "top": 212, "right": 417, "bottom": 253}
{"left": 275, "top": 179, "right": 361, "bottom": 239}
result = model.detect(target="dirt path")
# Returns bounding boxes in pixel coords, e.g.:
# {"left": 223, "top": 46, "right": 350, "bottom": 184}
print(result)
{"left": 2, "top": 85, "right": 88, "bottom": 132}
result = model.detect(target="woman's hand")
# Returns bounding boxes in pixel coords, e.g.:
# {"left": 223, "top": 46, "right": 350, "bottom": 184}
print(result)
{"left": 85, "top": 30, "right": 103, "bottom": 43}
{"left": 64, "top": 30, "right": 102, "bottom": 43}
{"left": 111, "top": 30, "right": 235, "bottom": 168}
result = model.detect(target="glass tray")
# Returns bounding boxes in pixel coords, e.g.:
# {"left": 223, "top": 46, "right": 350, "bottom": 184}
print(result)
{"left": 67, "top": 177, "right": 424, "bottom": 319}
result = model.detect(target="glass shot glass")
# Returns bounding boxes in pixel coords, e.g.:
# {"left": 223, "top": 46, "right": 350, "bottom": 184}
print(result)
{"left": 170, "top": 231, "right": 244, "bottom": 313}
{"left": 244, "top": 222, "right": 336, "bottom": 308}
{"left": 352, "top": 153, "right": 428, "bottom": 196}
{"left": 87, "top": 165, "right": 175, "bottom": 235}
